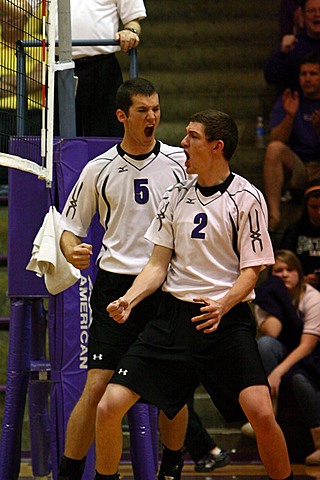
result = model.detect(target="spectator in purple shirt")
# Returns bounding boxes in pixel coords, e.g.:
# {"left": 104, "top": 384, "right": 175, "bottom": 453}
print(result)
{"left": 263, "top": 53, "right": 320, "bottom": 231}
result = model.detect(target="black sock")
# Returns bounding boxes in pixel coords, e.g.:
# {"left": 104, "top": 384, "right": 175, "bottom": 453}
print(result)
{"left": 58, "top": 455, "right": 86, "bottom": 480}
{"left": 95, "top": 472, "right": 119, "bottom": 480}
{"left": 161, "top": 445, "right": 183, "bottom": 467}
{"left": 269, "top": 473, "right": 293, "bottom": 480}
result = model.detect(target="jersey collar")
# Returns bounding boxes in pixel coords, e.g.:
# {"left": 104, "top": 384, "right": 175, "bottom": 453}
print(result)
{"left": 196, "top": 172, "right": 235, "bottom": 197}
{"left": 117, "top": 140, "right": 160, "bottom": 161}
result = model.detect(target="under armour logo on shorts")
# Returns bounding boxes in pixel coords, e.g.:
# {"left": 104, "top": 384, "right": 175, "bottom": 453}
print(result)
{"left": 93, "top": 354, "right": 103, "bottom": 360}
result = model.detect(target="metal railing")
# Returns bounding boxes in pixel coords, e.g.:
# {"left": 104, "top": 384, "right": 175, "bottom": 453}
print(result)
{"left": 16, "top": 39, "right": 138, "bottom": 135}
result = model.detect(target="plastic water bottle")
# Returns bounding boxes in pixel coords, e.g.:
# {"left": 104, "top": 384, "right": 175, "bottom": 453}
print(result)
{"left": 255, "top": 116, "right": 265, "bottom": 148}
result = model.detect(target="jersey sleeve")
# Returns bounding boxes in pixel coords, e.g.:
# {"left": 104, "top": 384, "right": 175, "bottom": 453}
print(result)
{"left": 144, "top": 184, "right": 180, "bottom": 249}
{"left": 238, "top": 190, "right": 275, "bottom": 270}
{"left": 59, "top": 160, "right": 101, "bottom": 238}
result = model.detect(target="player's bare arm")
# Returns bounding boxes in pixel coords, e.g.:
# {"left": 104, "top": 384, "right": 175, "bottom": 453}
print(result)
{"left": 107, "top": 244, "right": 172, "bottom": 323}
{"left": 60, "top": 230, "right": 93, "bottom": 270}
{"left": 191, "top": 297, "right": 224, "bottom": 334}
{"left": 107, "top": 297, "right": 131, "bottom": 324}
{"left": 191, "top": 265, "right": 261, "bottom": 334}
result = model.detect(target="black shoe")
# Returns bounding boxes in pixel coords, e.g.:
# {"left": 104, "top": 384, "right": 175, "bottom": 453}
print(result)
{"left": 158, "top": 457, "right": 184, "bottom": 480}
{"left": 58, "top": 455, "right": 86, "bottom": 480}
{"left": 195, "top": 450, "right": 230, "bottom": 472}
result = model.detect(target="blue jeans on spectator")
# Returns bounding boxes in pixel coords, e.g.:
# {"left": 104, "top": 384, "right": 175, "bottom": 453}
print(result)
{"left": 258, "top": 336, "right": 320, "bottom": 428}
{"left": 291, "top": 373, "right": 320, "bottom": 428}
{"left": 257, "top": 335, "right": 288, "bottom": 375}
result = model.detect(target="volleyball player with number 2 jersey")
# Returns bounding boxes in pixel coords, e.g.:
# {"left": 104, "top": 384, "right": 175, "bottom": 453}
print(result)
{"left": 102, "top": 109, "right": 294, "bottom": 480}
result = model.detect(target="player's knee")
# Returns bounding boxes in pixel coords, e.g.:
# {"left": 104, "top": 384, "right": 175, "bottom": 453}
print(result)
{"left": 253, "top": 408, "right": 279, "bottom": 439}
{"left": 252, "top": 403, "right": 274, "bottom": 423}
{"left": 83, "top": 377, "right": 109, "bottom": 407}
{"left": 96, "top": 395, "right": 123, "bottom": 425}
{"left": 240, "top": 385, "right": 274, "bottom": 422}
{"left": 89, "top": 383, "right": 107, "bottom": 406}
{"left": 245, "top": 396, "right": 275, "bottom": 430}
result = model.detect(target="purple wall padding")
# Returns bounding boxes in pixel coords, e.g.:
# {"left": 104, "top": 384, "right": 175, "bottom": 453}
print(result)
{"left": 50, "top": 138, "right": 115, "bottom": 479}
{"left": 48, "top": 257, "right": 97, "bottom": 479}
{"left": 4, "top": 138, "right": 115, "bottom": 479}
{"left": 0, "top": 299, "right": 32, "bottom": 479}
{"left": 2, "top": 137, "right": 159, "bottom": 480}
{"left": 8, "top": 137, "right": 51, "bottom": 297}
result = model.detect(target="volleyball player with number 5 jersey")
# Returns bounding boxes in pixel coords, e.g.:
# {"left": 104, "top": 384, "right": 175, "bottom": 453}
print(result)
{"left": 58, "top": 78, "right": 189, "bottom": 480}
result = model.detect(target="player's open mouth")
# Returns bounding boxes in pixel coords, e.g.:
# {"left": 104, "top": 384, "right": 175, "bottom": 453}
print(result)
{"left": 144, "top": 126, "right": 154, "bottom": 137}
{"left": 184, "top": 151, "right": 190, "bottom": 160}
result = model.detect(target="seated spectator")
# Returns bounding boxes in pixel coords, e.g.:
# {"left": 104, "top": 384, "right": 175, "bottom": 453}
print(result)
{"left": 265, "top": 0, "right": 320, "bottom": 94}
{"left": 242, "top": 249, "right": 320, "bottom": 465}
{"left": 184, "top": 393, "right": 229, "bottom": 472}
{"left": 263, "top": 53, "right": 320, "bottom": 231}
{"left": 280, "top": 0, "right": 303, "bottom": 37}
{"left": 280, "top": 178, "right": 320, "bottom": 290}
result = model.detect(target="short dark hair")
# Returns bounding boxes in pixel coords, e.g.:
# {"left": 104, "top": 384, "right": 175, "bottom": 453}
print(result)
{"left": 115, "top": 78, "right": 159, "bottom": 115}
{"left": 300, "top": 52, "right": 320, "bottom": 68}
{"left": 189, "top": 109, "right": 239, "bottom": 161}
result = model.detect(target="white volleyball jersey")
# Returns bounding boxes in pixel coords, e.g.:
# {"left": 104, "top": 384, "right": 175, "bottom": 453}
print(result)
{"left": 60, "top": 141, "right": 187, "bottom": 274}
{"left": 145, "top": 173, "right": 275, "bottom": 302}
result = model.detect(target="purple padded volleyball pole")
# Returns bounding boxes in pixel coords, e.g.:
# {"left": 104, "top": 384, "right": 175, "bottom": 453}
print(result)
{"left": 1, "top": 137, "right": 160, "bottom": 480}
{"left": 128, "top": 403, "right": 159, "bottom": 479}
{"left": 0, "top": 298, "right": 31, "bottom": 480}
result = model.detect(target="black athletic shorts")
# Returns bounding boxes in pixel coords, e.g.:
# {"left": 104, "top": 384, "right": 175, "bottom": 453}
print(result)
{"left": 110, "top": 293, "right": 269, "bottom": 422}
{"left": 88, "top": 269, "right": 163, "bottom": 370}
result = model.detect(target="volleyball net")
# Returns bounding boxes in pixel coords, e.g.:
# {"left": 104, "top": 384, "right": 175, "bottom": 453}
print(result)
{"left": 0, "top": 0, "right": 55, "bottom": 184}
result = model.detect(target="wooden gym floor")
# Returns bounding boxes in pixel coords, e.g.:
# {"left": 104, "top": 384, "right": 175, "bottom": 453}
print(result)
{"left": 19, "top": 459, "right": 320, "bottom": 479}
